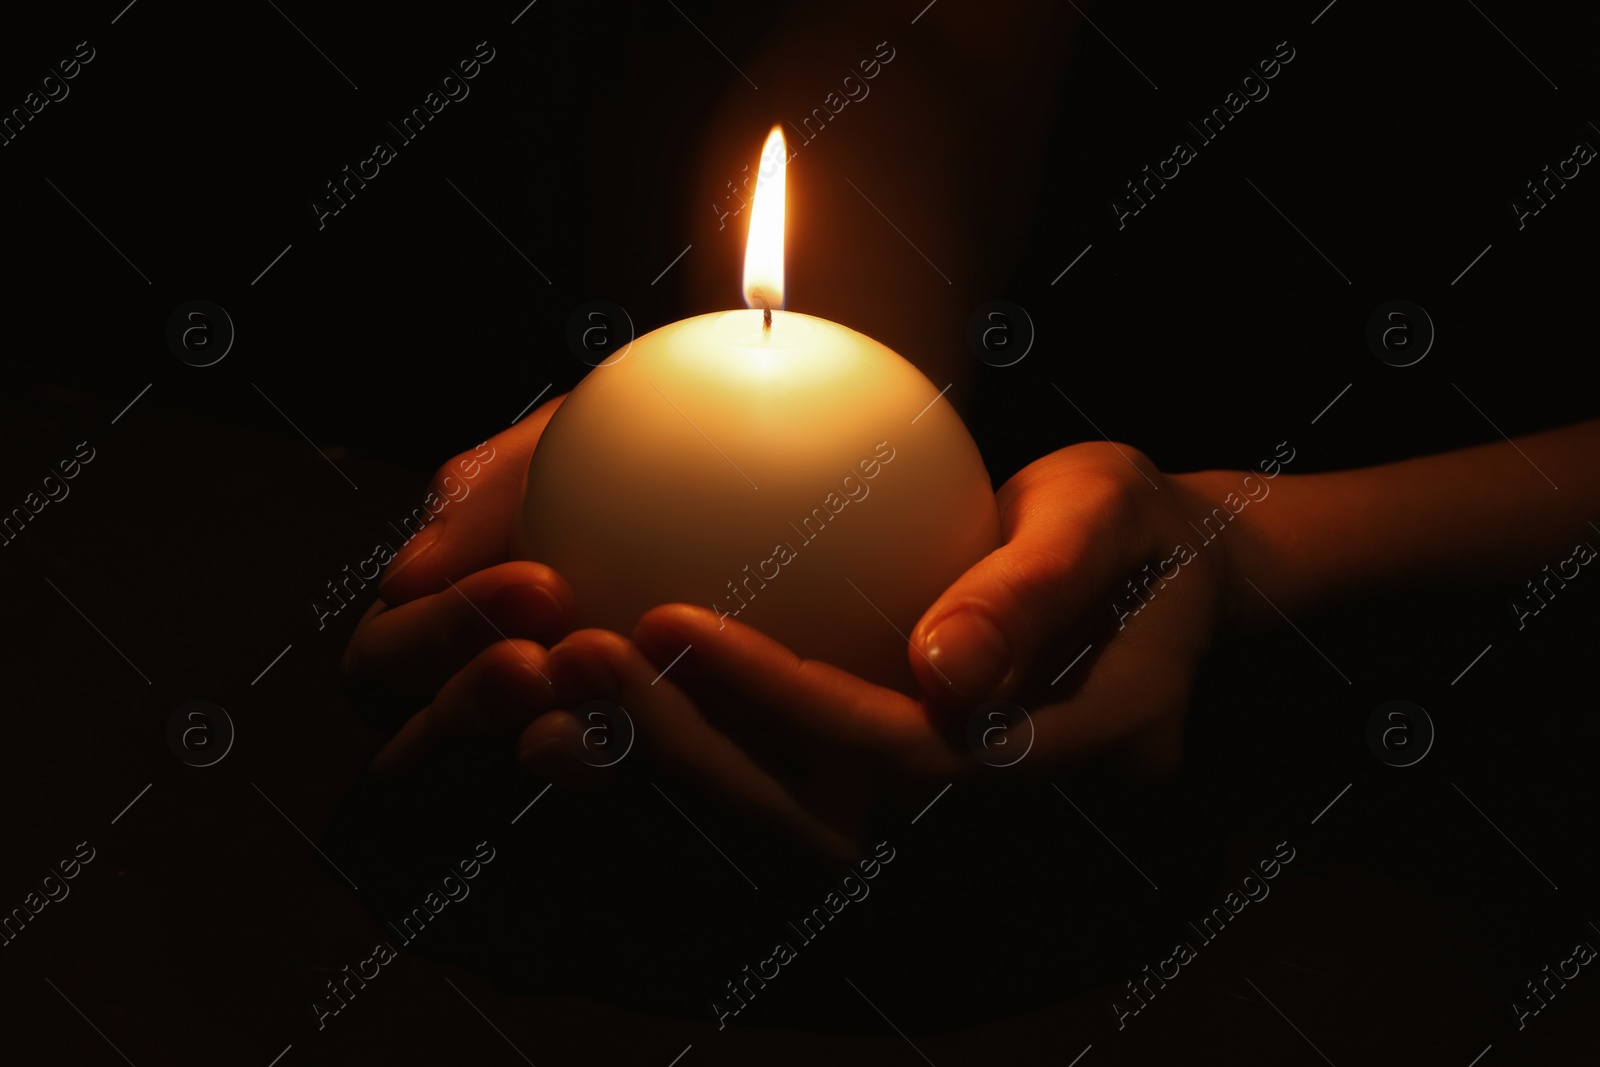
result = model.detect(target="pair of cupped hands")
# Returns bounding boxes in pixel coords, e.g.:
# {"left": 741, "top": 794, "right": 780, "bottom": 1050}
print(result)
{"left": 345, "top": 395, "right": 1234, "bottom": 865}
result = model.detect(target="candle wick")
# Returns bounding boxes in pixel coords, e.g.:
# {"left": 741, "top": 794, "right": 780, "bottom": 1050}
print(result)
{"left": 763, "top": 305, "right": 772, "bottom": 330}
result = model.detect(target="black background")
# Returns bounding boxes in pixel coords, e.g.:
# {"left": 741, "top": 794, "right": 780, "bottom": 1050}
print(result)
{"left": 2, "top": 1, "right": 1597, "bottom": 1064}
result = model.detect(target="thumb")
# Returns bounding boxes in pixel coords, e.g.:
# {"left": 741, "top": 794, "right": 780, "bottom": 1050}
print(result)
{"left": 908, "top": 451, "right": 1155, "bottom": 702}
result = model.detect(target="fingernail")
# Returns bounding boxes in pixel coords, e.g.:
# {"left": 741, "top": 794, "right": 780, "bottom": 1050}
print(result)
{"left": 477, "top": 659, "right": 549, "bottom": 727}
{"left": 378, "top": 520, "right": 445, "bottom": 599}
{"left": 516, "top": 729, "right": 568, "bottom": 770}
{"left": 484, "top": 583, "right": 564, "bottom": 638}
{"left": 923, "top": 611, "right": 1010, "bottom": 698}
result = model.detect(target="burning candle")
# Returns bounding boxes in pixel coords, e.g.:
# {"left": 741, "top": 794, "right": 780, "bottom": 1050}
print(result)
{"left": 517, "top": 127, "right": 1000, "bottom": 690}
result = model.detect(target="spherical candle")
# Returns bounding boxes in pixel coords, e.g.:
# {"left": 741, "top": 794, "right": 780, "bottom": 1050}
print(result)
{"left": 516, "top": 128, "right": 1000, "bottom": 691}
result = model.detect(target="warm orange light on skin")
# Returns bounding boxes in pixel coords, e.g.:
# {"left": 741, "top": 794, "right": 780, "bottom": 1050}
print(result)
{"left": 742, "top": 126, "right": 787, "bottom": 315}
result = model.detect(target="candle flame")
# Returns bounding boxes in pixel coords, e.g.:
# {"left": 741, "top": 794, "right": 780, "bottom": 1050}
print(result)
{"left": 742, "top": 126, "right": 786, "bottom": 312}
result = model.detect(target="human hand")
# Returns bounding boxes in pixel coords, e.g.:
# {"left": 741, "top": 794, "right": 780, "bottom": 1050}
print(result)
{"left": 341, "top": 395, "right": 581, "bottom": 772}
{"left": 514, "top": 442, "right": 1241, "bottom": 858}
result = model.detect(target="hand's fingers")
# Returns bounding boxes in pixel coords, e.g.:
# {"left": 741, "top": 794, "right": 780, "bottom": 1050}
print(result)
{"left": 378, "top": 394, "right": 567, "bottom": 606}
{"left": 1026, "top": 562, "right": 1209, "bottom": 777}
{"left": 513, "top": 710, "right": 594, "bottom": 792}
{"left": 344, "top": 561, "right": 574, "bottom": 706}
{"left": 371, "top": 639, "right": 558, "bottom": 780}
{"left": 524, "top": 628, "right": 861, "bottom": 864}
{"left": 630, "top": 604, "right": 963, "bottom": 779}
{"left": 908, "top": 444, "right": 1163, "bottom": 702}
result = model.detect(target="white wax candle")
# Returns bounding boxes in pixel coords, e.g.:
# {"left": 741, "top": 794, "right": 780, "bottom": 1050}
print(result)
{"left": 517, "top": 309, "right": 1000, "bottom": 691}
